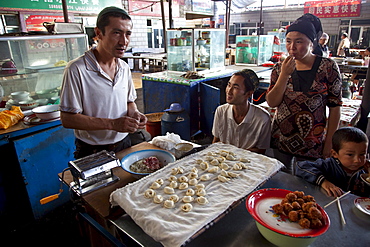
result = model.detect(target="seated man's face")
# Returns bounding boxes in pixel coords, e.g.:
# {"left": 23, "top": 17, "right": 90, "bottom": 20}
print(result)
{"left": 225, "top": 75, "right": 252, "bottom": 105}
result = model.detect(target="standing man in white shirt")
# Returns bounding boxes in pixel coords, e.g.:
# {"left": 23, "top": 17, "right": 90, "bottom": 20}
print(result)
{"left": 212, "top": 69, "right": 271, "bottom": 154}
{"left": 337, "top": 32, "right": 350, "bottom": 57}
{"left": 60, "top": 6, "right": 147, "bottom": 158}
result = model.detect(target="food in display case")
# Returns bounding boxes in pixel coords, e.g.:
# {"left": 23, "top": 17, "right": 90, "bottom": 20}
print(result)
{"left": 167, "top": 28, "right": 226, "bottom": 72}
{"left": 0, "top": 33, "right": 88, "bottom": 109}
{"left": 235, "top": 35, "right": 274, "bottom": 65}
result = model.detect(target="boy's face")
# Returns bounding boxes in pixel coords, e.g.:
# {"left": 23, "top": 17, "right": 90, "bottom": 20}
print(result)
{"left": 331, "top": 141, "right": 368, "bottom": 171}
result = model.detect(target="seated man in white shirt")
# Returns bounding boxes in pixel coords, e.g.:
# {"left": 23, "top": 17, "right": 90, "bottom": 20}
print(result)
{"left": 212, "top": 69, "right": 271, "bottom": 154}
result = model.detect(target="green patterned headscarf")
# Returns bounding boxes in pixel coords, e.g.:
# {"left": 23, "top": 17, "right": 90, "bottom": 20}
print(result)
{"left": 235, "top": 69, "right": 260, "bottom": 92}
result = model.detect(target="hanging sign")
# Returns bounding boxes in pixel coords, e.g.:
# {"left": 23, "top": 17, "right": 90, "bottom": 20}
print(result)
{"left": 0, "top": 0, "right": 120, "bottom": 13}
{"left": 304, "top": 0, "right": 361, "bottom": 18}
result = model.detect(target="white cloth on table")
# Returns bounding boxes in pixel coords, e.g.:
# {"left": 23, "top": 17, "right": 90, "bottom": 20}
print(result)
{"left": 110, "top": 143, "right": 283, "bottom": 247}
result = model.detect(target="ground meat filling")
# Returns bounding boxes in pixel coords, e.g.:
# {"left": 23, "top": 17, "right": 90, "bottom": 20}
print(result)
{"left": 130, "top": 156, "right": 162, "bottom": 173}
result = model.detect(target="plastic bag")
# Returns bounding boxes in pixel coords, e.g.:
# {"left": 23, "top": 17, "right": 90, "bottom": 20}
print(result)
{"left": 152, "top": 132, "right": 182, "bottom": 150}
{"left": 0, "top": 106, "right": 24, "bottom": 129}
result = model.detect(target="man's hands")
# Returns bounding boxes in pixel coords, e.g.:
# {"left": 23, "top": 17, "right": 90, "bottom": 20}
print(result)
{"left": 112, "top": 111, "right": 147, "bottom": 133}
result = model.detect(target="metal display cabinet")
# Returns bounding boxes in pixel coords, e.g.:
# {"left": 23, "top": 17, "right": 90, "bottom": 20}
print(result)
{"left": 235, "top": 35, "right": 274, "bottom": 65}
{"left": 142, "top": 69, "right": 236, "bottom": 138}
{"left": 166, "top": 28, "right": 226, "bottom": 72}
{"left": 0, "top": 33, "right": 88, "bottom": 98}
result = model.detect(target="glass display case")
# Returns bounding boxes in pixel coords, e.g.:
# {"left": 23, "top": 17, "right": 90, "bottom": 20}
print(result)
{"left": 0, "top": 33, "right": 88, "bottom": 105}
{"left": 235, "top": 35, "right": 274, "bottom": 65}
{"left": 267, "top": 31, "right": 287, "bottom": 54}
{"left": 166, "top": 28, "right": 226, "bottom": 72}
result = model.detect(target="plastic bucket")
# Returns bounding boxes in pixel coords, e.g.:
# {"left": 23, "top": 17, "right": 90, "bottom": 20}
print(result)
{"left": 145, "top": 112, "right": 164, "bottom": 138}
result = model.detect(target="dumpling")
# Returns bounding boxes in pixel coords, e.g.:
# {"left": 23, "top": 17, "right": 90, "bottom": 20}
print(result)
{"left": 200, "top": 174, "right": 211, "bottom": 181}
{"left": 233, "top": 163, "right": 243, "bottom": 171}
{"left": 228, "top": 171, "right": 240, "bottom": 178}
{"left": 207, "top": 151, "right": 217, "bottom": 156}
{"left": 226, "top": 154, "right": 237, "bottom": 161}
{"left": 196, "top": 196, "right": 209, "bottom": 205}
{"left": 163, "top": 199, "right": 175, "bottom": 209}
{"left": 169, "top": 194, "right": 179, "bottom": 203}
{"left": 195, "top": 159, "right": 204, "bottom": 164}
{"left": 199, "top": 161, "right": 209, "bottom": 170}
{"left": 181, "top": 203, "right": 193, "bottom": 212}
{"left": 168, "top": 175, "right": 177, "bottom": 182}
{"left": 164, "top": 186, "right": 175, "bottom": 194}
{"left": 182, "top": 195, "right": 194, "bottom": 203}
{"left": 219, "top": 163, "right": 230, "bottom": 170}
{"left": 220, "top": 169, "right": 229, "bottom": 177}
{"left": 196, "top": 188, "right": 206, "bottom": 196}
{"left": 186, "top": 188, "right": 195, "bottom": 196}
{"left": 210, "top": 159, "right": 219, "bottom": 166}
{"left": 205, "top": 156, "right": 214, "bottom": 161}
{"left": 240, "top": 157, "right": 251, "bottom": 163}
{"left": 171, "top": 167, "right": 184, "bottom": 175}
{"left": 150, "top": 182, "right": 161, "bottom": 190}
{"left": 153, "top": 195, "right": 163, "bottom": 203}
{"left": 155, "top": 178, "right": 164, "bottom": 185}
{"left": 208, "top": 167, "right": 219, "bottom": 173}
{"left": 217, "top": 156, "right": 226, "bottom": 163}
{"left": 191, "top": 167, "right": 198, "bottom": 173}
{"left": 178, "top": 175, "right": 189, "bottom": 183}
{"left": 188, "top": 178, "right": 198, "bottom": 186}
{"left": 195, "top": 184, "right": 205, "bottom": 189}
{"left": 144, "top": 189, "right": 156, "bottom": 198}
{"left": 169, "top": 180, "right": 178, "bottom": 188}
{"left": 240, "top": 163, "right": 249, "bottom": 169}
{"left": 179, "top": 182, "right": 189, "bottom": 190}
{"left": 188, "top": 172, "right": 198, "bottom": 179}
{"left": 220, "top": 150, "right": 229, "bottom": 157}
{"left": 218, "top": 175, "right": 230, "bottom": 183}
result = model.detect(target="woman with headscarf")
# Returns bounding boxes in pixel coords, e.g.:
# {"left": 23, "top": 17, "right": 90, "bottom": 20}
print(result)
{"left": 266, "top": 13, "right": 342, "bottom": 174}
{"left": 313, "top": 32, "right": 330, "bottom": 58}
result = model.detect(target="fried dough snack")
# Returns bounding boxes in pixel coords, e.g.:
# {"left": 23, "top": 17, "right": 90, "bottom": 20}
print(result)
{"left": 0, "top": 106, "right": 24, "bottom": 129}
{"left": 272, "top": 191, "right": 324, "bottom": 229}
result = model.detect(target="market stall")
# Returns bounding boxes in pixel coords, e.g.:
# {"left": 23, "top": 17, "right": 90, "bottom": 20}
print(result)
{"left": 0, "top": 33, "right": 88, "bottom": 225}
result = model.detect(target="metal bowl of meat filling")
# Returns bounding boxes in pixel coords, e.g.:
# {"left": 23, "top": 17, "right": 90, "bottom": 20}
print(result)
{"left": 120, "top": 149, "right": 175, "bottom": 179}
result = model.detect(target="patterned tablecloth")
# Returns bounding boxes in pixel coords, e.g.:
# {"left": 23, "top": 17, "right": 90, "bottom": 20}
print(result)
{"left": 259, "top": 98, "right": 361, "bottom": 127}
{"left": 110, "top": 143, "right": 283, "bottom": 247}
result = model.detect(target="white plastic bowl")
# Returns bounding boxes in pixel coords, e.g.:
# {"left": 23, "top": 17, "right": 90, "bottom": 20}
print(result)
{"left": 10, "top": 91, "right": 30, "bottom": 101}
{"left": 32, "top": 104, "right": 60, "bottom": 120}
{"left": 121, "top": 149, "right": 175, "bottom": 179}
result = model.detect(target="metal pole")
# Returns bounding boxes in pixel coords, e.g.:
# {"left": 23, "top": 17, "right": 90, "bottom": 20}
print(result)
{"left": 169, "top": 0, "right": 173, "bottom": 28}
{"left": 160, "top": 0, "right": 167, "bottom": 53}
{"left": 225, "top": 0, "right": 231, "bottom": 48}
{"left": 62, "top": 0, "right": 69, "bottom": 23}
{"left": 259, "top": 0, "right": 263, "bottom": 35}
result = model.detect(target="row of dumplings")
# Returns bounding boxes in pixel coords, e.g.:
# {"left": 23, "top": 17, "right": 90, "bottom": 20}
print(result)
{"left": 142, "top": 148, "right": 251, "bottom": 211}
